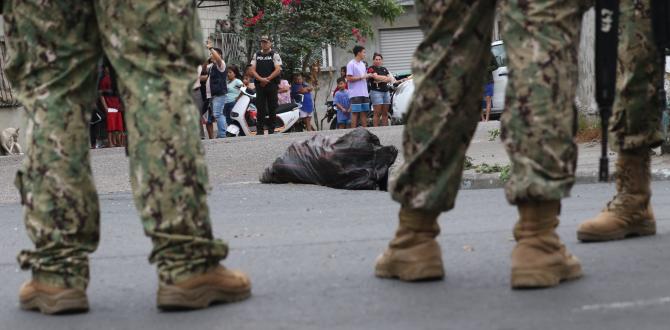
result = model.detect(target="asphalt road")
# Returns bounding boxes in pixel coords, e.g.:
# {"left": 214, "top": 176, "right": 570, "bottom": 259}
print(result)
{"left": 1, "top": 181, "right": 669, "bottom": 330}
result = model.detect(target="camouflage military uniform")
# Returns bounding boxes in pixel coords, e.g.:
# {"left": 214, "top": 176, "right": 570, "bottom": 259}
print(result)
{"left": 610, "top": 0, "right": 663, "bottom": 152}
{"left": 390, "top": 0, "right": 662, "bottom": 211}
{"left": 4, "top": 0, "right": 227, "bottom": 290}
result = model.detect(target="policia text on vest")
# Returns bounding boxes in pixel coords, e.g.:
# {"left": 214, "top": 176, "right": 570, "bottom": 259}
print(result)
{"left": 251, "top": 48, "right": 283, "bottom": 134}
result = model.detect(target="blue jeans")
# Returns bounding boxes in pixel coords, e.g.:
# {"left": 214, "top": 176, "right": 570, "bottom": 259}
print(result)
{"left": 212, "top": 95, "right": 227, "bottom": 138}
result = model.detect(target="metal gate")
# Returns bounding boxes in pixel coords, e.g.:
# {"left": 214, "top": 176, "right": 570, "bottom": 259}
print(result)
{"left": 210, "top": 32, "right": 244, "bottom": 67}
{"left": 379, "top": 28, "right": 424, "bottom": 73}
{"left": 0, "top": 41, "right": 19, "bottom": 108}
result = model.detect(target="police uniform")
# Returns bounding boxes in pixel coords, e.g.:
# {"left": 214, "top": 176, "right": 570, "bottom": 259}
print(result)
{"left": 251, "top": 45, "right": 282, "bottom": 134}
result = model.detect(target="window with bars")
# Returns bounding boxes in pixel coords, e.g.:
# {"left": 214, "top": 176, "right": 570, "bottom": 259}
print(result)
{"left": 319, "top": 44, "right": 334, "bottom": 70}
{"left": 209, "top": 32, "right": 245, "bottom": 66}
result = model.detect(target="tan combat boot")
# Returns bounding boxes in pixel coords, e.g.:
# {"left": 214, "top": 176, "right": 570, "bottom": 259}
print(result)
{"left": 511, "top": 201, "right": 582, "bottom": 289}
{"left": 374, "top": 207, "right": 444, "bottom": 281}
{"left": 157, "top": 265, "right": 251, "bottom": 310}
{"left": 577, "top": 149, "right": 656, "bottom": 242}
{"left": 19, "top": 280, "right": 89, "bottom": 314}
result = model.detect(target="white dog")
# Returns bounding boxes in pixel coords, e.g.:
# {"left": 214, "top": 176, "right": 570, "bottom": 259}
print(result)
{"left": 0, "top": 127, "right": 23, "bottom": 156}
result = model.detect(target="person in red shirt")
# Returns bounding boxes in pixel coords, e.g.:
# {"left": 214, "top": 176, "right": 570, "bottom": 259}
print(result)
{"left": 99, "top": 64, "right": 125, "bottom": 147}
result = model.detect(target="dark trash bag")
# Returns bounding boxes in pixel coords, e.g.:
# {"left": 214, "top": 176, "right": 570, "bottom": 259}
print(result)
{"left": 260, "top": 128, "right": 398, "bottom": 190}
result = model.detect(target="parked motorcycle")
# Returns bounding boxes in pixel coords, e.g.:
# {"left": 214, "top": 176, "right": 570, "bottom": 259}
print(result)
{"left": 388, "top": 71, "right": 413, "bottom": 125}
{"left": 320, "top": 100, "right": 338, "bottom": 130}
{"left": 226, "top": 87, "right": 303, "bottom": 137}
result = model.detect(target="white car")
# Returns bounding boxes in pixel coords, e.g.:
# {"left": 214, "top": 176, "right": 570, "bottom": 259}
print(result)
{"left": 489, "top": 40, "right": 508, "bottom": 118}
{"left": 392, "top": 41, "right": 508, "bottom": 121}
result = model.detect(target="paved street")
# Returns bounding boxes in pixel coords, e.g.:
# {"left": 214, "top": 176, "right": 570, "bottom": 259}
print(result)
{"left": 1, "top": 124, "right": 670, "bottom": 329}
{"left": 1, "top": 181, "right": 669, "bottom": 330}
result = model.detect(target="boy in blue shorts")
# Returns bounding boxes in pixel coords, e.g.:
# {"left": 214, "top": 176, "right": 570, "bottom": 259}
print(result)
{"left": 334, "top": 78, "right": 351, "bottom": 129}
{"left": 346, "top": 45, "right": 372, "bottom": 127}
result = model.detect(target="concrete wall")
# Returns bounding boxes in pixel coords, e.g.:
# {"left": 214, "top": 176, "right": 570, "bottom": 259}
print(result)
{"left": 197, "top": 5, "right": 231, "bottom": 42}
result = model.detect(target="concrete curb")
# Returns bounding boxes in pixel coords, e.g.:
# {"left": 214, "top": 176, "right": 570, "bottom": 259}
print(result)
{"left": 460, "top": 168, "right": 670, "bottom": 190}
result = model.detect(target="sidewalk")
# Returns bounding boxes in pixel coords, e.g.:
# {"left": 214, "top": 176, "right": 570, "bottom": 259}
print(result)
{"left": 462, "top": 121, "right": 670, "bottom": 189}
{"left": 1, "top": 122, "right": 669, "bottom": 203}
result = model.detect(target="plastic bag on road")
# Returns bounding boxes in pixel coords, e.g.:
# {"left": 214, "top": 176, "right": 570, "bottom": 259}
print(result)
{"left": 260, "top": 128, "right": 398, "bottom": 190}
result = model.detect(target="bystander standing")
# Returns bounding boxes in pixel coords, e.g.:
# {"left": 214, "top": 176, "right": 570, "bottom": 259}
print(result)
{"left": 198, "top": 59, "right": 215, "bottom": 139}
{"left": 250, "top": 35, "right": 282, "bottom": 135}
{"left": 194, "top": 60, "right": 207, "bottom": 138}
{"left": 481, "top": 80, "right": 493, "bottom": 122}
{"left": 368, "top": 53, "right": 394, "bottom": 127}
{"left": 333, "top": 66, "right": 348, "bottom": 97}
{"left": 223, "top": 65, "right": 244, "bottom": 127}
{"left": 89, "top": 98, "right": 107, "bottom": 148}
{"left": 206, "top": 40, "right": 228, "bottom": 138}
{"left": 278, "top": 76, "right": 291, "bottom": 105}
{"left": 99, "top": 63, "right": 125, "bottom": 147}
{"left": 291, "top": 73, "right": 314, "bottom": 131}
{"left": 334, "top": 77, "right": 351, "bottom": 129}
{"left": 346, "top": 45, "right": 371, "bottom": 128}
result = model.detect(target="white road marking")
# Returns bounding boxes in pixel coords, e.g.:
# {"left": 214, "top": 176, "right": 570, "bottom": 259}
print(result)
{"left": 577, "top": 297, "right": 670, "bottom": 312}
{"left": 221, "top": 181, "right": 261, "bottom": 186}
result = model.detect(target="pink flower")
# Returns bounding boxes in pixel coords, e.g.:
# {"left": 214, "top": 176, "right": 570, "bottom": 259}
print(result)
{"left": 244, "top": 10, "right": 265, "bottom": 27}
{"left": 351, "top": 28, "right": 365, "bottom": 44}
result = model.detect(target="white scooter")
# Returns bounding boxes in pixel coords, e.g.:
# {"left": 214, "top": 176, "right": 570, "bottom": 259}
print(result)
{"left": 226, "top": 87, "right": 303, "bottom": 137}
{"left": 390, "top": 78, "right": 414, "bottom": 124}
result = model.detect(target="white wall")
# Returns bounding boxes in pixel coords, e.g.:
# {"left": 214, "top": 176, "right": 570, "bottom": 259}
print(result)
{"left": 197, "top": 6, "right": 230, "bottom": 42}
{"left": 576, "top": 9, "right": 597, "bottom": 115}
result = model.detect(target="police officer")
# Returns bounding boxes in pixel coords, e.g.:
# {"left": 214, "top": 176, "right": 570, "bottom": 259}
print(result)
{"left": 5, "top": 0, "right": 251, "bottom": 314}
{"left": 250, "top": 35, "right": 283, "bottom": 135}
{"left": 374, "top": 0, "right": 661, "bottom": 289}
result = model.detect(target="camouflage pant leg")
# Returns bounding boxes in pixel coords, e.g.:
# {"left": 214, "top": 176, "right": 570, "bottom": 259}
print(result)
{"left": 4, "top": 1, "right": 102, "bottom": 290}
{"left": 500, "top": 0, "right": 586, "bottom": 204}
{"left": 94, "top": 0, "right": 227, "bottom": 284}
{"left": 610, "top": 0, "right": 664, "bottom": 152}
{"left": 390, "top": 0, "right": 497, "bottom": 212}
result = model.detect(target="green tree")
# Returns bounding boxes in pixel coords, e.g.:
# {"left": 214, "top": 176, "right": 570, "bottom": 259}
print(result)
{"left": 236, "top": 0, "right": 403, "bottom": 75}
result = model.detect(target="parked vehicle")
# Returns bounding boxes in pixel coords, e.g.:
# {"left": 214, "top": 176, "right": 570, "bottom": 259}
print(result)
{"left": 390, "top": 70, "right": 413, "bottom": 124}
{"left": 389, "top": 41, "right": 508, "bottom": 121}
{"left": 490, "top": 40, "right": 508, "bottom": 119}
{"left": 226, "top": 87, "right": 302, "bottom": 137}
{"left": 321, "top": 100, "right": 338, "bottom": 130}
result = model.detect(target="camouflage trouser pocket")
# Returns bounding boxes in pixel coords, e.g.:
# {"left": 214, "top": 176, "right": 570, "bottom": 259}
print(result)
{"left": 17, "top": 249, "right": 35, "bottom": 270}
